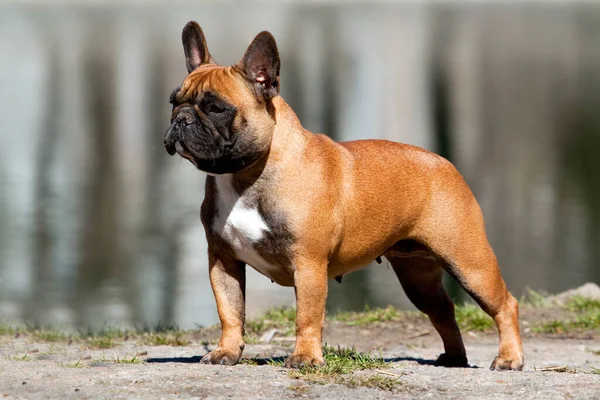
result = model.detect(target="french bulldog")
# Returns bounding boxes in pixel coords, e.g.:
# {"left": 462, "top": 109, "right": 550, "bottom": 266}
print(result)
{"left": 164, "top": 21, "right": 524, "bottom": 371}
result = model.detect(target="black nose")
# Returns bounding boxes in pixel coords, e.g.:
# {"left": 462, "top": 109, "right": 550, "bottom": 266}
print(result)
{"left": 164, "top": 126, "right": 178, "bottom": 156}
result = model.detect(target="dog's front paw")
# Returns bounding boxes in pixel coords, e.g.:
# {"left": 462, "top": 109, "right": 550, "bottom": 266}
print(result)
{"left": 283, "top": 353, "right": 325, "bottom": 369}
{"left": 435, "top": 353, "right": 469, "bottom": 368}
{"left": 490, "top": 356, "right": 524, "bottom": 371}
{"left": 200, "top": 348, "right": 241, "bottom": 366}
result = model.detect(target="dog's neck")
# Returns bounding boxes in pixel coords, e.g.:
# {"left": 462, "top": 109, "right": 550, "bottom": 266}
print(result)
{"left": 217, "top": 96, "right": 310, "bottom": 194}
{"left": 270, "top": 96, "right": 311, "bottom": 157}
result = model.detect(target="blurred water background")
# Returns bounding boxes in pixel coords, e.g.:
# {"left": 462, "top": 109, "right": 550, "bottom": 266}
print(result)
{"left": 1, "top": 0, "right": 599, "bottom": 330}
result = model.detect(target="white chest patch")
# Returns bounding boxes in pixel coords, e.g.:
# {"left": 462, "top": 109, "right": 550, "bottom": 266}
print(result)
{"left": 212, "top": 176, "right": 278, "bottom": 278}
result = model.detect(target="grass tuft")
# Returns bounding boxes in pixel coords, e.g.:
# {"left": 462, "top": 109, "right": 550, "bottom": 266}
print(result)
{"left": 239, "top": 357, "right": 260, "bottom": 366}
{"left": 246, "top": 306, "right": 296, "bottom": 336}
{"left": 29, "top": 327, "right": 69, "bottom": 343}
{"left": 86, "top": 336, "right": 117, "bottom": 349}
{"left": 520, "top": 288, "right": 550, "bottom": 307}
{"left": 112, "top": 354, "right": 144, "bottom": 364}
{"left": 96, "top": 353, "right": 144, "bottom": 364}
{"left": 341, "top": 374, "right": 400, "bottom": 391}
{"left": 140, "top": 332, "right": 190, "bottom": 346}
{"left": 287, "top": 345, "right": 399, "bottom": 391}
{"left": 5, "top": 353, "right": 32, "bottom": 361}
{"left": 532, "top": 314, "right": 600, "bottom": 334}
{"left": 288, "top": 345, "right": 387, "bottom": 376}
{"left": 454, "top": 304, "right": 495, "bottom": 332}
{"left": 532, "top": 296, "right": 600, "bottom": 334}
{"left": 329, "top": 305, "right": 401, "bottom": 326}
{"left": 61, "top": 359, "right": 85, "bottom": 368}
{"left": 564, "top": 296, "right": 600, "bottom": 313}
{"left": 0, "top": 323, "right": 21, "bottom": 336}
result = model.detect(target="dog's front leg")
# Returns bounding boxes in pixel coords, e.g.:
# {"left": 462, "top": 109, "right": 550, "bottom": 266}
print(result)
{"left": 201, "top": 251, "right": 246, "bottom": 365}
{"left": 285, "top": 261, "right": 327, "bottom": 368}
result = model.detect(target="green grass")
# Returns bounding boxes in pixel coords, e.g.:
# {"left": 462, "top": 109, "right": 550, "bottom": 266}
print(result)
{"left": 6, "top": 353, "right": 32, "bottom": 361}
{"left": 520, "top": 288, "right": 550, "bottom": 307}
{"left": 79, "top": 326, "right": 127, "bottom": 348}
{"left": 140, "top": 332, "right": 189, "bottom": 346}
{"left": 532, "top": 314, "right": 600, "bottom": 334}
{"left": 96, "top": 353, "right": 144, "bottom": 364}
{"left": 288, "top": 345, "right": 387, "bottom": 378}
{"left": 246, "top": 306, "right": 297, "bottom": 336}
{"left": 591, "top": 367, "right": 600, "bottom": 375}
{"left": 329, "top": 305, "right": 402, "bottom": 326}
{"left": 86, "top": 336, "right": 117, "bottom": 349}
{"left": 61, "top": 359, "right": 85, "bottom": 368}
{"left": 0, "top": 321, "right": 195, "bottom": 348}
{"left": 287, "top": 345, "right": 399, "bottom": 391}
{"left": 1, "top": 323, "right": 70, "bottom": 342}
{"left": 564, "top": 296, "right": 600, "bottom": 313}
{"left": 243, "top": 334, "right": 263, "bottom": 345}
{"left": 79, "top": 326, "right": 128, "bottom": 339}
{"left": 532, "top": 295, "right": 600, "bottom": 334}
{"left": 112, "top": 354, "right": 144, "bottom": 364}
{"left": 454, "top": 304, "right": 495, "bottom": 332}
{"left": 340, "top": 374, "right": 400, "bottom": 391}
{"left": 289, "top": 345, "right": 388, "bottom": 377}
{"left": 0, "top": 323, "right": 21, "bottom": 336}
{"left": 30, "top": 328, "right": 69, "bottom": 343}
{"left": 239, "top": 356, "right": 260, "bottom": 365}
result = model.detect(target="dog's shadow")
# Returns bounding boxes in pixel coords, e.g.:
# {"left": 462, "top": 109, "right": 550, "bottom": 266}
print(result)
{"left": 146, "top": 355, "right": 479, "bottom": 368}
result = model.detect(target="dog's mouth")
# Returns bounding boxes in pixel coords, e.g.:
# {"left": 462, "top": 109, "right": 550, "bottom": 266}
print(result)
{"left": 167, "top": 138, "right": 201, "bottom": 168}
{"left": 164, "top": 123, "right": 198, "bottom": 161}
{"left": 163, "top": 122, "right": 267, "bottom": 175}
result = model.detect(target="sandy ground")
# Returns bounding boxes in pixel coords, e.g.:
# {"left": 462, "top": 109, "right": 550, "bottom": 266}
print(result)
{"left": 1, "top": 322, "right": 598, "bottom": 399}
{"left": 2, "top": 284, "right": 600, "bottom": 399}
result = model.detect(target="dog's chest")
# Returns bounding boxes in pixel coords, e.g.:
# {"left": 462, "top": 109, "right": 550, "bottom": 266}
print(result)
{"left": 211, "top": 177, "right": 281, "bottom": 280}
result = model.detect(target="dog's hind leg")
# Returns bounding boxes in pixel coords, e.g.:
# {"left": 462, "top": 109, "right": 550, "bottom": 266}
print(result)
{"left": 417, "top": 198, "right": 524, "bottom": 371}
{"left": 436, "top": 242, "right": 524, "bottom": 371}
{"left": 387, "top": 255, "right": 468, "bottom": 367}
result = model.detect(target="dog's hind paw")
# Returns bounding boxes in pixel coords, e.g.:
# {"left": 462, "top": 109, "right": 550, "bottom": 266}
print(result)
{"left": 435, "top": 353, "right": 469, "bottom": 368}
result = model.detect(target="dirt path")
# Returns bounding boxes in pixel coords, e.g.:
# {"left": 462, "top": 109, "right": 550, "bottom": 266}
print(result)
{"left": 0, "top": 336, "right": 598, "bottom": 399}
{"left": 1, "top": 287, "right": 599, "bottom": 399}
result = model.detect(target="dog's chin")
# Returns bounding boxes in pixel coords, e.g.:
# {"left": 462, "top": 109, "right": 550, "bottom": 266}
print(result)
{"left": 173, "top": 141, "right": 260, "bottom": 175}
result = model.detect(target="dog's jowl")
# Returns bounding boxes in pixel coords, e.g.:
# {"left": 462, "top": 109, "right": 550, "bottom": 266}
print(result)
{"left": 164, "top": 21, "right": 524, "bottom": 371}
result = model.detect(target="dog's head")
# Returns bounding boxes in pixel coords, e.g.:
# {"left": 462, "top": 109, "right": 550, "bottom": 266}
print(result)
{"left": 164, "top": 21, "right": 280, "bottom": 174}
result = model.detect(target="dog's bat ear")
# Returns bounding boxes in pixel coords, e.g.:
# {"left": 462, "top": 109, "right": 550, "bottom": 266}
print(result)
{"left": 182, "top": 21, "right": 214, "bottom": 73}
{"left": 237, "top": 31, "right": 280, "bottom": 101}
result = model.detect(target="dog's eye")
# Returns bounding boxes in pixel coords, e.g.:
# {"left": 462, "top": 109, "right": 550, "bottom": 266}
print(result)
{"left": 208, "top": 104, "right": 225, "bottom": 114}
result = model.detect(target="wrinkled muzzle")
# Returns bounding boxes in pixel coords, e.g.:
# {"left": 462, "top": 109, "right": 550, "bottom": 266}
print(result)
{"left": 164, "top": 109, "right": 196, "bottom": 156}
